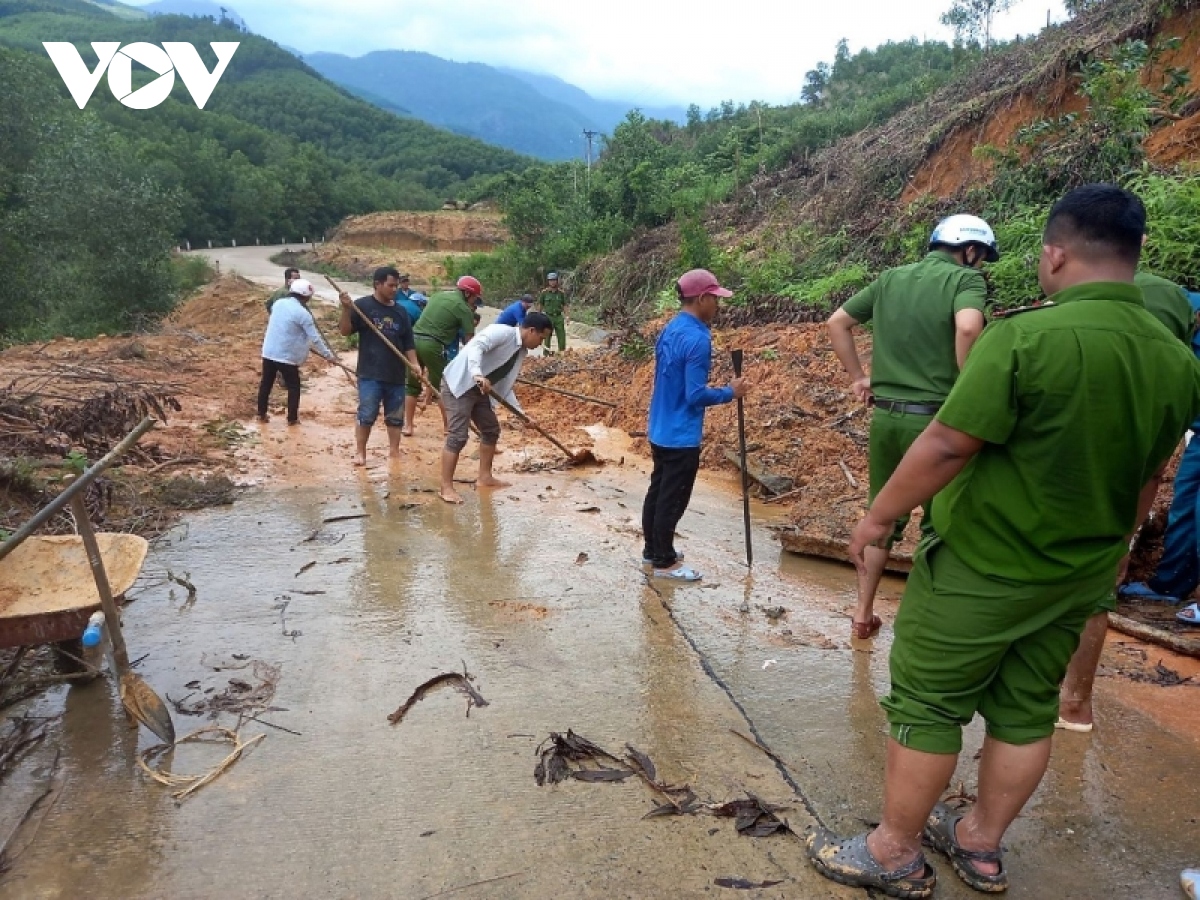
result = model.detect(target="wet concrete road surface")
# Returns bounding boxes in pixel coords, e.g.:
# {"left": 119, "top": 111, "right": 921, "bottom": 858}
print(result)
{"left": 3, "top": 443, "right": 1199, "bottom": 897}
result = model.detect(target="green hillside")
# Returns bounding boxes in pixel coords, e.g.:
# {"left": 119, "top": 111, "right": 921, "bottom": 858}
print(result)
{"left": 0, "top": 1, "right": 530, "bottom": 237}
{"left": 0, "top": 0, "right": 531, "bottom": 340}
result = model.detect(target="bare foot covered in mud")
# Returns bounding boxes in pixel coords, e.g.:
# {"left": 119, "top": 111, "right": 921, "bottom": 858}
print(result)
{"left": 440, "top": 487, "right": 464, "bottom": 504}
{"left": 401, "top": 426, "right": 414, "bottom": 437}
{"left": 352, "top": 453, "right": 367, "bottom": 467}
{"left": 477, "top": 476, "right": 511, "bottom": 489}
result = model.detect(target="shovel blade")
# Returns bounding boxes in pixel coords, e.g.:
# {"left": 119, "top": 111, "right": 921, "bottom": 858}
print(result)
{"left": 567, "top": 450, "right": 600, "bottom": 467}
{"left": 120, "top": 672, "right": 176, "bottom": 744}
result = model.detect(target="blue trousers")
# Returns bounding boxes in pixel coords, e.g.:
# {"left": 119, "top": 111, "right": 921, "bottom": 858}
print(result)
{"left": 1148, "top": 435, "right": 1200, "bottom": 599}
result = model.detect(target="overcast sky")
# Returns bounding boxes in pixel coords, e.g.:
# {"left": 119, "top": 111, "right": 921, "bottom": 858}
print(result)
{"left": 175, "top": 0, "right": 1071, "bottom": 106}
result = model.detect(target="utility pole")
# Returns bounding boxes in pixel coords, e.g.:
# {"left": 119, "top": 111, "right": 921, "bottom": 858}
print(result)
{"left": 582, "top": 129, "right": 599, "bottom": 191}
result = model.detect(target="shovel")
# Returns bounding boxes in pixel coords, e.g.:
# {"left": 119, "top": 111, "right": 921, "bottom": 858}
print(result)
{"left": 490, "top": 393, "right": 597, "bottom": 466}
{"left": 68, "top": 490, "right": 175, "bottom": 744}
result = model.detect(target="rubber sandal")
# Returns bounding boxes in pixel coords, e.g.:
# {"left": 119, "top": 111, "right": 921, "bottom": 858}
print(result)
{"left": 851, "top": 615, "right": 883, "bottom": 640}
{"left": 923, "top": 802, "right": 1008, "bottom": 893}
{"left": 806, "top": 828, "right": 936, "bottom": 899}
{"left": 1118, "top": 582, "right": 1181, "bottom": 604}
{"left": 1177, "top": 602, "right": 1200, "bottom": 626}
{"left": 642, "top": 553, "right": 683, "bottom": 565}
{"left": 1054, "top": 717, "right": 1093, "bottom": 733}
{"left": 652, "top": 566, "right": 702, "bottom": 583}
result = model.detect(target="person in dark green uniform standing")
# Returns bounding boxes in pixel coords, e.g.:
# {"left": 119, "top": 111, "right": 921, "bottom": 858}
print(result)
{"left": 538, "top": 271, "right": 568, "bottom": 354}
{"left": 1136, "top": 269, "right": 1194, "bottom": 342}
{"left": 266, "top": 267, "right": 300, "bottom": 313}
{"left": 403, "top": 275, "right": 481, "bottom": 435}
{"left": 827, "top": 215, "right": 996, "bottom": 640}
{"left": 1057, "top": 265, "right": 1195, "bottom": 732}
{"left": 806, "top": 185, "right": 1200, "bottom": 898}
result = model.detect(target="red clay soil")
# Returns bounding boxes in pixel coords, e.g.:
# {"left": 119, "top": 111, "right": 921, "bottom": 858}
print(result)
{"left": 903, "top": 5, "right": 1200, "bottom": 202}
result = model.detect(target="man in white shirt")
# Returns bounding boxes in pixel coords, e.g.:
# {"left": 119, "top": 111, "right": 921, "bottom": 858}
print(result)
{"left": 257, "top": 278, "right": 336, "bottom": 424}
{"left": 439, "top": 312, "right": 553, "bottom": 503}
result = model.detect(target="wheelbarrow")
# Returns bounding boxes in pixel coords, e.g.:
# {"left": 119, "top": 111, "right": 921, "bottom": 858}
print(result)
{"left": 0, "top": 533, "right": 149, "bottom": 670}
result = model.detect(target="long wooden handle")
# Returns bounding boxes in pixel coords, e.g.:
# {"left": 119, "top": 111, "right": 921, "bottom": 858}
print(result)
{"left": 69, "top": 492, "right": 130, "bottom": 674}
{"left": 490, "top": 392, "right": 576, "bottom": 458}
{"left": 325, "top": 275, "right": 437, "bottom": 396}
{"left": 0, "top": 418, "right": 155, "bottom": 563}
{"left": 732, "top": 349, "right": 753, "bottom": 568}
{"left": 516, "top": 378, "right": 616, "bottom": 408}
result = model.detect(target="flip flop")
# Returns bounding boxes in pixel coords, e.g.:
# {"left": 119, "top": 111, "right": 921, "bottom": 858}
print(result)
{"left": 851, "top": 615, "right": 883, "bottom": 640}
{"left": 806, "top": 828, "right": 936, "bottom": 899}
{"left": 1119, "top": 582, "right": 1181, "bottom": 604}
{"left": 923, "top": 802, "right": 1008, "bottom": 893}
{"left": 1054, "top": 717, "right": 1094, "bottom": 733}
{"left": 1177, "top": 602, "right": 1200, "bottom": 627}
{"left": 652, "top": 566, "right": 702, "bottom": 583}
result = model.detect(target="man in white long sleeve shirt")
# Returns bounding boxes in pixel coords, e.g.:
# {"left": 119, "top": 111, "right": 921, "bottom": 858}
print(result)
{"left": 438, "top": 312, "right": 553, "bottom": 503}
{"left": 257, "top": 278, "right": 336, "bottom": 425}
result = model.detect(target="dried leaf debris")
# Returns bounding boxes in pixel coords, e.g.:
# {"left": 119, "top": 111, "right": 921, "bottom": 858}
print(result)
{"left": 533, "top": 730, "right": 790, "bottom": 835}
{"left": 387, "top": 667, "right": 490, "bottom": 725}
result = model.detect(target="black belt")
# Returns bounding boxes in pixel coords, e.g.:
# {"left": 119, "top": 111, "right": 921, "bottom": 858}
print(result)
{"left": 872, "top": 399, "right": 942, "bottom": 416}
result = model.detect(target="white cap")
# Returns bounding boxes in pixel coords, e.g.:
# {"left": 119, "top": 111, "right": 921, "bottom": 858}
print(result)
{"left": 289, "top": 278, "right": 315, "bottom": 298}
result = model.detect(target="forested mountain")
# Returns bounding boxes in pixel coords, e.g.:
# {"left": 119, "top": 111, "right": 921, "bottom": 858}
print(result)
{"left": 496, "top": 67, "right": 686, "bottom": 134}
{"left": 0, "top": 0, "right": 532, "bottom": 339}
{"left": 306, "top": 50, "right": 686, "bottom": 160}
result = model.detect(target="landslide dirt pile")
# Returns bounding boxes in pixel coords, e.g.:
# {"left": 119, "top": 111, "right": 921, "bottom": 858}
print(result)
{"left": 330, "top": 210, "right": 508, "bottom": 253}
{"left": 520, "top": 321, "right": 919, "bottom": 563}
{"left": 0, "top": 276, "right": 270, "bottom": 536}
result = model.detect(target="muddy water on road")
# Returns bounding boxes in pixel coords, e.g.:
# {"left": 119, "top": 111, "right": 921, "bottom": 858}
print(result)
{"left": 2, "top": 447, "right": 1197, "bottom": 898}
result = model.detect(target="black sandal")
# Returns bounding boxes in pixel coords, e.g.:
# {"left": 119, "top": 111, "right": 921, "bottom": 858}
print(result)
{"left": 806, "top": 828, "right": 937, "bottom": 899}
{"left": 924, "top": 802, "right": 1009, "bottom": 893}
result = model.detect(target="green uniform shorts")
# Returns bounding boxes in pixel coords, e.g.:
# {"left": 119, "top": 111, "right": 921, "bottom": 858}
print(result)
{"left": 882, "top": 537, "right": 1111, "bottom": 754}
{"left": 544, "top": 314, "right": 566, "bottom": 352}
{"left": 868, "top": 407, "right": 936, "bottom": 546}
{"left": 407, "top": 337, "right": 448, "bottom": 398}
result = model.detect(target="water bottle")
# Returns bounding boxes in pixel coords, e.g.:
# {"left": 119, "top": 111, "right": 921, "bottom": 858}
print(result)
{"left": 82, "top": 611, "right": 105, "bottom": 648}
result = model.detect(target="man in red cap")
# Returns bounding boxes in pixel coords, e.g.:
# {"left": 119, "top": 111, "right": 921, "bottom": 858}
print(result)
{"left": 641, "top": 268, "right": 748, "bottom": 581}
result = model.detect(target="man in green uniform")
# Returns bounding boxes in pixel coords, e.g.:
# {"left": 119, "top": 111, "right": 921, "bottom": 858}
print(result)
{"left": 538, "top": 271, "right": 568, "bottom": 354}
{"left": 1136, "top": 269, "right": 1193, "bottom": 342}
{"left": 806, "top": 185, "right": 1200, "bottom": 898}
{"left": 1057, "top": 264, "right": 1195, "bottom": 731}
{"left": 403, "top": 275, "right": 480, "bottom": 434}
{"left": 827, "top": 214, "right": 996, "bottom": 640}
{"left": 265, "top": 267, "right": 300, "bottom": 313}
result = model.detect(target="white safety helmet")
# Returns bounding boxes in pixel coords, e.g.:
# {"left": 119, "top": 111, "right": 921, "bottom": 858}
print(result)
{"left": 929, "top": 214, "right": 1000, "bottom": 262}
{"left": 288, "top": 278, "right": 315, "bottom": 298}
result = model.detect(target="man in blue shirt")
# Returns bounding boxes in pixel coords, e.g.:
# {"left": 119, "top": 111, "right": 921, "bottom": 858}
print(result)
{"left": 497, "top": 294, "right": 534, "bottom": 327}
{"left": 641, "top": 269, "right": 748, "bottom": 581}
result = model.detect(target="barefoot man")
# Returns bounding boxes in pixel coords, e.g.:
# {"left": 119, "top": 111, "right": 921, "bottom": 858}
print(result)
{"left": 337, "top": 266, "right": 420, "bottom": 466}
{"left": 437, "top": 311, "right": 553, "bottom": 503}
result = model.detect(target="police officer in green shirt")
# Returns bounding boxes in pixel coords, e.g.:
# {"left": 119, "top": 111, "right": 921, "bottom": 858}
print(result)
{"left": 538, "top": 271, "right": 568, "bottom": 354}
{"left": 1057, "top": 263, "right": 1194, "bottom": 732}
{"left": 1135, "top": 269, "right": 1194, "bottom": 342}
{"left": 827, "top": 215, "right": 997, "bottom": 641}
{"left": 265, "top": 267, "right": 300, "bottom": 314}
{"left": 806, "top": 185, "right": 1200, "bottom": 898}
{"left": 404, "top": 275, "right": 480, "bottom": 435}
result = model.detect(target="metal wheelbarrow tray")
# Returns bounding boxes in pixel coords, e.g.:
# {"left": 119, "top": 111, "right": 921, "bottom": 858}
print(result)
{"left": 0, "top": 534, "right": 149, "bottom": 649}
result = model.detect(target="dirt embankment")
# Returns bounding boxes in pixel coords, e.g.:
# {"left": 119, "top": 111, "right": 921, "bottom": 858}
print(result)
{"left": 331, "top": 210, "right": 507, "bottom": 253}
{"left": 298, "top": 210, "right": 509, "bottom": 287}
{"left": 903, "top": 5, "right": 1200, "bottom": 201}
